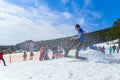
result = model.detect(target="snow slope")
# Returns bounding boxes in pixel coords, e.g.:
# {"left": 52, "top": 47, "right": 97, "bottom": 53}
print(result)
{"left": 1, "top": 49, "right": 120, "bottom": 80}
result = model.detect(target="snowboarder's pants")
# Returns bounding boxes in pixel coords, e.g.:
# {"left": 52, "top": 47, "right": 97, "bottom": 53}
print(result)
{"left": 64, "top": 40, "right": 83, "bottom": 57}
{"left": 0, "top": 58, "right": 6, "bottom": 66}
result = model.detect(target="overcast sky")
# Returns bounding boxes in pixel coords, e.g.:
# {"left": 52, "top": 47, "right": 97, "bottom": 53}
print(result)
{"left": 0, "top": 0, "right": 120, "bottom": 45}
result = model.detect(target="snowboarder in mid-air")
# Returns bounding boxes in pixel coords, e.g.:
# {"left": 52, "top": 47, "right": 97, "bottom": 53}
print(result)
{"left": 64, "top": 24, "right": 86, "bottom": 59}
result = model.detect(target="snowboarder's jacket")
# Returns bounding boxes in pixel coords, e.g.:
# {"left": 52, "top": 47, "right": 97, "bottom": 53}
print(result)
{"left": 77, "top": 28, "right": 84, "bottom": 41}
{"left": 0, "top": 52, "right": 3, "bottom": 58}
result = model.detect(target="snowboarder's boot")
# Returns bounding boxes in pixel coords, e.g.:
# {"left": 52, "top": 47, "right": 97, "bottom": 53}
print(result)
{"left": 64, "top": 48, "right": 71, "bottom": 57}
{"left": 75, "top": 50, "right": 79, "bottom": 59}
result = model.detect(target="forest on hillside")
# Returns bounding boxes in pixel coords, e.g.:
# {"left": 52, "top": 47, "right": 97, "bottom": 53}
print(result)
{"left": 85, "top": 18, "right": 120, "bottom": 47}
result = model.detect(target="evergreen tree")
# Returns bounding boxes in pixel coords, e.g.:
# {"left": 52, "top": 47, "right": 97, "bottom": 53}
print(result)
{"left": 113, "top": 18, "right": 120, "bottom": 47}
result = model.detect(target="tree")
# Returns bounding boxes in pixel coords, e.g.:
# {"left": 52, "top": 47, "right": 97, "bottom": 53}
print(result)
{"left": 113, "top": 18, "right": 120, "bottom": 47}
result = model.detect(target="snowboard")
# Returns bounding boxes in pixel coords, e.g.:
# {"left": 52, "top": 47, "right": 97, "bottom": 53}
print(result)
{"left": 66, "top": 55, "right": 87, "bottom": 60}
{"left": 78, "top": 56, "right": 87, "bottom": 60}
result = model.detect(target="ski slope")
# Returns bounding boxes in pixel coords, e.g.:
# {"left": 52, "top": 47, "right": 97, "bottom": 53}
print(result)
{"left": 0, "top": 48, "right": 120, "bottom": 80}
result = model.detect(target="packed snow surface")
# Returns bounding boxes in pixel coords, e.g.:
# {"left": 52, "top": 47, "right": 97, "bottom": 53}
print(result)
{"left": 0, "top": 49, "right": 120, "bottom": 80}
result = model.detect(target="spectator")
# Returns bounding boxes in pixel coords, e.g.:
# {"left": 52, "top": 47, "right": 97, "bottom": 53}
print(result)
{"left": 29, "top": 51, "right": 34, "bottom": 60}
{"left": 101, "top": 46, "right": 105, "bottom": 53}
{"left": 109, "top": 46, "right": 112, "bottom": 55}
{"left": 47, "top": 49, "right": 53, "bottom": 59}
{"left": 0, "top": 51, "right": 7, "bottom": 66}
{"left": 94, "top": 46, "right": 97, "bottom": 50}
{"left": 112, "top": 45, "right": 116, "bottom": 53}
{"left": 23, "top": 52, "right": 27, "bottom": 61}
{"left": 97, "top": 46, "right": 101, "bottom": 51}
{"left": 43, "top": 46, "right": 49, "bottom": 60}
{"left": 52, "top": 46, "right": 58, "bottom": 59}
{"left": 58, "top": 46, "right": 63, "bottom": 53}
{"left": 117, "top": 46, "right": 119, "bottom": 53}
{"left": 39, "top": 48, "right": 44, "bottom": 61}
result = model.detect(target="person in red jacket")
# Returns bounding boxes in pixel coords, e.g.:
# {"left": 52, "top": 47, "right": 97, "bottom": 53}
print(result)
{"left": 0, "top": 51, "right": 7, "bottom": 66}
{"left": 39, "top": 48, "right": 44, "bottom": 61}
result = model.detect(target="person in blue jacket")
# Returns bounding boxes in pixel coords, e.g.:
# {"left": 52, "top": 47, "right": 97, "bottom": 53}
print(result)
{"left": 65, "top": 24, "right": 85, "bottom": 58}
{"left": 109, "top": 46, "right": 112, "bottom": 55}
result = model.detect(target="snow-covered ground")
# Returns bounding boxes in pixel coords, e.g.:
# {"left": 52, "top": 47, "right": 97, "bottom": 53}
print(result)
{"left": 0, "top": 40, "right": 120, "bottom": 80}
{"left": 1, "top": 57, "right": 120, "bottom": 80}
{"left": 0, "top": 48, "right": 120, "bottom": 80}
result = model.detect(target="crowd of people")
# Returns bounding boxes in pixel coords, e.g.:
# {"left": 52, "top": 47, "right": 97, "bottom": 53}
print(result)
{"left": 23, "top": 51, "right": 34, "bottom": 61}
{"left": 109, "top": 45, "right": 119, "bottom": 55}
{"left": 90, "top": 44, "right": 120, "bottom": 55}
{"left": 22, "top": 46, "right": 64, "bottom": 62}
{"left": 0, "top": 45, "right": 64, "bottom": 66}
{"left": 90, "top": 45, "right": 106, "bottom": 53}
{"left": 39, "top": 46, "right": 64, "bottom": 61}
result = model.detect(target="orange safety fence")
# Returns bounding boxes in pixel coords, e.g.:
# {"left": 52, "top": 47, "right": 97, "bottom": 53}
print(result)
{"left": 0, "top": 52, "right": 40, "bottom": 64}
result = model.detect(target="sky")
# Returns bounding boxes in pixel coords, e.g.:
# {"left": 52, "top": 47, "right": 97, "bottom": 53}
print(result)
{"left": 0, "top": 0, "right": 120, "bottom": 45}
